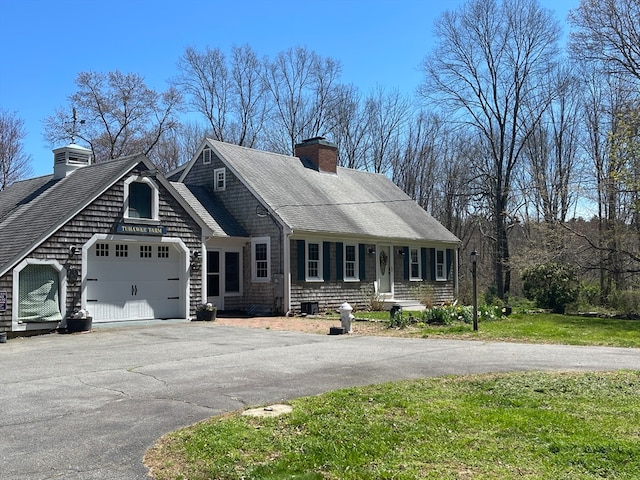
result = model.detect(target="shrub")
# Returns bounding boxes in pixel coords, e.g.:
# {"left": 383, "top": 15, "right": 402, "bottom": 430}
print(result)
{"left": 522, "top": 262, "right": 579, "bottom": 314}
{"left": 609, "top": 289, "right": 640, "bottom": 316}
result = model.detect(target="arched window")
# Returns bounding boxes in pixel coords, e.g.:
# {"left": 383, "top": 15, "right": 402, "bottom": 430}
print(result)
{"left": 124, "top": 176, "right": 159, "bottom": 221}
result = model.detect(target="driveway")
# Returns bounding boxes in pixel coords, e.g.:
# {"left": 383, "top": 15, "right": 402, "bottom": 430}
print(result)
{"left": 1, "top": 321, "right": 638, "bottom": 480}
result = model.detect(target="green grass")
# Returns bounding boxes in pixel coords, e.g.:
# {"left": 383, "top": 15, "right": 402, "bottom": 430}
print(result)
{"left": 145, "top": 371, "right": 640, "bottom": 479}
{"left": 421, "top": 313, "right": 640, "bottom": 348}
{"left": 353, "top": 311, "right": 640, "bottom": 348}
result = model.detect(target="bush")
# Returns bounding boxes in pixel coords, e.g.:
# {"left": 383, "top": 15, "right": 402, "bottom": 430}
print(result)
{"left": 609, "top": 289, "right": 640, "bottom": 316}
{"left": 522, "top": 262, "right": 579, "bottom": 314}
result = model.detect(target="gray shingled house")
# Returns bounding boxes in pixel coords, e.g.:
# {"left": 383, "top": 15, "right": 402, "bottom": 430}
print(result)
{"left": 170, "top": 137, "right": 461, "bottom": 316}
{"left": 0, "top": 144, "right": 207, "bottom": 335}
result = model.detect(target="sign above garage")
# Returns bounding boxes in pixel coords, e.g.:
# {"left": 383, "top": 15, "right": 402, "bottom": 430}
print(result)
{"left": 116, "top": 224, "right": 167, "bottom": 235}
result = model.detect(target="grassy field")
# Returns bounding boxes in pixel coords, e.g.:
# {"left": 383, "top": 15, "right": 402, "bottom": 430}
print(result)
{"left": 145, "top": 370, "right": 640, "bottom": 479}
{"left": 355, "top": 311, "right": 640, "bottom": 348}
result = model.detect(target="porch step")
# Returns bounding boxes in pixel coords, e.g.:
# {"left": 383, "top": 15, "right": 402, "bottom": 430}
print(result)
{"left": 382, "top": 299, "right": 426, "bottom": 312}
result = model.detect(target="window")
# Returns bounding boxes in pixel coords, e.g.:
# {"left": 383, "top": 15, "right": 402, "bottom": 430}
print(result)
{"left": 17, "top": 263, "right": 63, "bottom": 323}
{"left": 140, "top": 245, "right": 152, "bottom": 258}
{"left": 436, "top": 249, "right": 446, "bottom": 281}
{"left": 410, "top": 248, "right": 421, "bottom": 280}
{"left": 344, "top": 244, "right": 359, "bottom": 281}
{"left": 225, "top": 251, "right": 240, "bottom": 293}
{"left": 203, "top": 148, "right": 212, "bottom": 164}
{"left": 158, "top": 245, "right": 169, "bottom": 258}
{"left": 214, "top": 168, "right": 226, "bottom": 191}
{"left": 124, "top": 176, "right": 159, "bottom": 221}
{"left": 306, "top": 241, "right": 322, "bottom": 281}
{"left": 251, "top": 237, "right": 270, "bottom": 282}
{"left": 96, "top": 243, "right": 109, "bottom": 257}
{"left": 116, "top": 244, "right": 128, "bottom": 257}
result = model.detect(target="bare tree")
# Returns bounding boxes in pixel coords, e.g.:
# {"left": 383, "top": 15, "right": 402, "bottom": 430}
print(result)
{"left": 44, "top": 71, "right": 183, "bottom": 167}
{"left": 327, "top": 84, "right": 371, "bottom": 169}
{"left": 0, "top": 110, "right": 32, "bottom": 190}
{"left": 420, "top": 0, "right": 561, "bottom": 298}
{"left": 569, "top": 0, "right": 640, "bottom": 83}
{"left": 363, "top": 86, "right": 411, "bottom": 174}
{"left": 176, "top": 47, "right": 231, "bottom": 142}
{"left": 262, "top": 46, "right": 342, "bottom": 154}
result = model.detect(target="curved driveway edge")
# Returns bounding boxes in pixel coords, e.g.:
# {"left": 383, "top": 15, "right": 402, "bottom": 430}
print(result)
{"left": 1, "top": 322, "right": 638, "bottom": 479}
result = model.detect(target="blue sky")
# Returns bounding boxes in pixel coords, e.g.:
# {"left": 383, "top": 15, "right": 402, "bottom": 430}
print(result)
{"left": 0, "top": 0, "right": 579, "bottom": 177}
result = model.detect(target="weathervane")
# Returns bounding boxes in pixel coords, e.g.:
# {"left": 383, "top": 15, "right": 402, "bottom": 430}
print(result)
{"left": 68, "top": 107, "right": 85, "bottom": 144}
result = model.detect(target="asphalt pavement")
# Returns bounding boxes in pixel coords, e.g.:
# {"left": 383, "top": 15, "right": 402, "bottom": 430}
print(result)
{"left": 1, "top": 320, "right": 638, "bottom": 479}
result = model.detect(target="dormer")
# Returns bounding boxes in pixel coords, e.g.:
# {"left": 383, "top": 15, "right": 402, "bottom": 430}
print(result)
{"left": 53, "top": 144, "right": 93, "bottom": 179}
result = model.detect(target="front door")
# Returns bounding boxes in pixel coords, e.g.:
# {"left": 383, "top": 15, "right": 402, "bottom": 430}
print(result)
{"left": 377, "top": 245, "right": 392, "bottom": 295}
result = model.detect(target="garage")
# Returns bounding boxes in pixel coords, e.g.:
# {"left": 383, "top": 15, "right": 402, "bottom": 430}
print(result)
{"left": 85, "top": 238, "right": 188, "bottom": 322}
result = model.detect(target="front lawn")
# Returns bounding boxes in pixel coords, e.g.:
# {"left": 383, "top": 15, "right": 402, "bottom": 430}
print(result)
{"left": 145, "top": 370, "right": 640, "bottom": 479}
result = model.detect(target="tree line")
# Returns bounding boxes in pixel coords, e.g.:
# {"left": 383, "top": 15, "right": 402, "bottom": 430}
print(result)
{"left": 2, "top": 0, "right": 638, "bottom": 309}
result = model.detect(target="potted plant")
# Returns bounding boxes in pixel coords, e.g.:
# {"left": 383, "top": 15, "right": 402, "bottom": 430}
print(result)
{"left": 195, "top": 303, "right": 217, "bottom": 321}
{"left": 66, "top": 309, "right": 93, "bottom": 333}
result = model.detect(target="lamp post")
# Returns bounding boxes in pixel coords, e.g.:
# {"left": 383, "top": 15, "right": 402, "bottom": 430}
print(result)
{"left": 471, "top": 249, "right": 478, "bottom": 331}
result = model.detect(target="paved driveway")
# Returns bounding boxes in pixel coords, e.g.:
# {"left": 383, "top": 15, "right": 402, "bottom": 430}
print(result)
{"left": 1, "top": 321, "right": 638, "bottom": 480}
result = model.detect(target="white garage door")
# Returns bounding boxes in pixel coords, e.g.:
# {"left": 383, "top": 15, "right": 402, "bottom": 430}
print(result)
{"left": 86, "top": 240, "right": 185, "bottom": 322}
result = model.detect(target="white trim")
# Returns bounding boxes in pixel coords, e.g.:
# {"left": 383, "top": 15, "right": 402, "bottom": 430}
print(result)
{"left": 12, "top": 258, "right": 67, "bottom": 332}
{"left": 409, "top": 247, "right": 422, "bottom": 281}
{"left": 82, "top": 234, "right": 190, "bottom": 319}
{"left": 251, "top": 237, "right": 271, "bottom": 282}
{"left": 305, "top": 240, "right": 323, "bottom": 282}
{"left": 343, "top": 243, "right": 359, "bottom": 282}
{"left": 123, "top": 175, "right": 160, "bottom": 222}
{"left": 435, "top": 248, "right": 447, "bottom": 281}
{"left": 213, "top": 167, "right": 226, "bottom": 191}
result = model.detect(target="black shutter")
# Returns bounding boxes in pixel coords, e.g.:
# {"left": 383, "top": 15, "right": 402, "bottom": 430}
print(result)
{"left": 297, "top": 240, "right": 305, "bottom": 281}
{"left": 323, "top": 242, "right": 331, "bottom": 281}
{"left": 429, "top": 248, "right": 436, "bottom": 281}
{"left": 336, "top": 242, "right": 344, "bottom": 281}
{"left": 359, "top": 243, "right": 366, "bottom": 281}
{"left": 446, "top": 249, "right": 452, "bottom": 280}
{"left": 421, "top": 247, "right": 428, "bottom": 280}
{"left": 403, "top": 247, "right": 410, "bottom": 280}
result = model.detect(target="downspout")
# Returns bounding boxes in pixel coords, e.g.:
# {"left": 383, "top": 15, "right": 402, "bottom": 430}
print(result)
{"left": 283, "top": 228, "right": 292, "bottom": 315}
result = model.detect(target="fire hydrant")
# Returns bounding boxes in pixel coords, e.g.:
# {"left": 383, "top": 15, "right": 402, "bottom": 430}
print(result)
{"left": 339, "top": 302, "right": 354, "bottom": 334}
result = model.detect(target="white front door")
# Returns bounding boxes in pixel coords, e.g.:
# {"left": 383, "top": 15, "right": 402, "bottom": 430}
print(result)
{"left": 377, "top": 245, "right": 392, "bottom": 295}
{"left": 86, "top": 240, "right": 185, "bottom": 322}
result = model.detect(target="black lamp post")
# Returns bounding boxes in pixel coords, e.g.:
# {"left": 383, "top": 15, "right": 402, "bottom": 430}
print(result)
{"left": 471, "top": 249, "right": 478, "bottom": 331}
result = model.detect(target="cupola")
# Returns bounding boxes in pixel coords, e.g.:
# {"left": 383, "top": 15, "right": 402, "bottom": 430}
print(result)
{"left": 53, "top": 143, "right": 93, "bottom": 179}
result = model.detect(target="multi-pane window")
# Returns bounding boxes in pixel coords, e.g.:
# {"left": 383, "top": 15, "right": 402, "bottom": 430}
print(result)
{"left": 96, "top": 243, "right": 109, "bottom": 257}
{"left": 410, "top": 248, "right": 421, "bottom": 280}
{"left": 115, "top": 244, "right": 128, "bottom": 257}
{"left": 203, "top": 148, "right": 212, "bottom": 164}
{"left": 214, "top": 168, "right": 226, "bottom": 191}
{"left": 251, "top": 237, "right": 270, "bottom": 282}
{"left": 306, "top": 242, "right": 321, "bottom": 280}
{"left": 436, "top": 249, "right": 446, "bottom": 280}
{"left": 140, "top": 245, "right": 152, "bottom": 258}
{"left": 158, "top": 245, "right": 169, "bottom": 258}
{"left": 344, "top": 244, "right": 358, "bottom": 280}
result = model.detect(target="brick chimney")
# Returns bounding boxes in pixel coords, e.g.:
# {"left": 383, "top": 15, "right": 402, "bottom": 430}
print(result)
{"left": 294, "top": 137, "right": 338, "bottom": 174}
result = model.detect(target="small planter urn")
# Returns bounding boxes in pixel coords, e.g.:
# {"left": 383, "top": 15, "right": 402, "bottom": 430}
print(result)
{"left": 67, "top": 316, "right": 93, "bottom": 333}
{"left": 194, "top": 303, "right": 217, "bottom": 321}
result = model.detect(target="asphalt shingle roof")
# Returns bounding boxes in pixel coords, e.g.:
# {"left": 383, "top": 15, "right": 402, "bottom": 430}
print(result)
{"left": 0, "top": 154, "right": 145, "bottom": 277}
{"left": 207, "top": 139, "right": 460, "bottom": 244}
{"left": 170, "top": 182, "right": 247, "bottom": 238}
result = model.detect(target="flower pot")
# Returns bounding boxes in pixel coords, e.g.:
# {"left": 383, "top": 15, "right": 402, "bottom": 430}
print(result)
{"left": 66, "top": 317, "right": 93, "bottom": 333}
{"left": 196, "top": 310, "right": 216, "bottom": 321}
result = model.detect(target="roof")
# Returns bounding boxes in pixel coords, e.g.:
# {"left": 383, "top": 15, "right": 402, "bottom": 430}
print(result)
{"left": 205, "top": 139, "right": 460, "bottom": 244}
{"left": 170, "top": 183, "right": 247, "bottom": 238}
{"left": 0, "top": 154, "right": 146, "bottom": 277}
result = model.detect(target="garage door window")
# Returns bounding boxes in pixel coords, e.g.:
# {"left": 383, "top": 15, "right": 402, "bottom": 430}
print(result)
{"left": 140, "top": 245, "right": 152, "bottom": 258}
{"left": 116, "top": 244, "right": 128, "bottom": 257}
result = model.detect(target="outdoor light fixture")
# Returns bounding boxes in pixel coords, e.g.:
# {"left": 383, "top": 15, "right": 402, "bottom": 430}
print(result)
{"left": 368, "top": 247, "right": 376, "bottom": 255}
{"left": 471, "top": 249, "right": 478, "bottom": 331}
{"left": 69, "top": 245, "right": 81, "bottom": 257}
{"left": 190, "top": 250, "right": 202, "bottom": 269}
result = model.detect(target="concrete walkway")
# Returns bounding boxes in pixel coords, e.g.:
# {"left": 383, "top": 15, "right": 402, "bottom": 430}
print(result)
{"left": 1, "top": 321, "right": 638, "bottom": 480}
